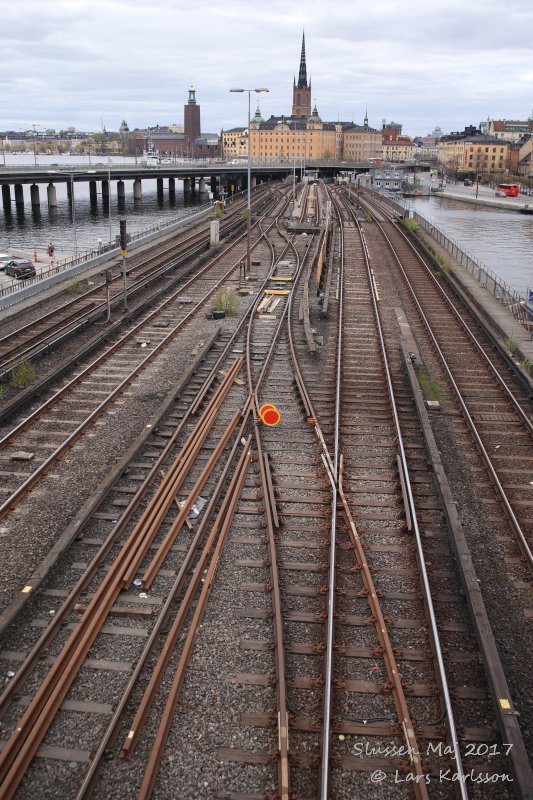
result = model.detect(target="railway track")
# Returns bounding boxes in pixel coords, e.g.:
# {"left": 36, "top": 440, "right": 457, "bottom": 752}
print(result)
{"left": 0, "top": 181, "right": 531, "bottom": 799}
{"left": 0, "top": 187, "right": 273, "bottom": 383}
{"left": 356, "top": 189, "right": 533, "bottom": 579}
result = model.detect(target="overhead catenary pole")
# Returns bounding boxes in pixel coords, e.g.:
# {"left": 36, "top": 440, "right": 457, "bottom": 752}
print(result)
{"left": 230, "top": 87, "right": 269, "bottom": 277}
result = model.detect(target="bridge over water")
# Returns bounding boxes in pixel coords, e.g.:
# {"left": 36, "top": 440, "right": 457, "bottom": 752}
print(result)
{"left": 0, "top": 160, "right": 430, "bottom": 210}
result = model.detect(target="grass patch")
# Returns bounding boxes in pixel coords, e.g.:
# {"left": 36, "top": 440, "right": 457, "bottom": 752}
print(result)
{"left": 519, "top": 357, "right": 532, "bottom": 377}
{"left": 0, "top": 383, "right": 5, "bottom": 401}
{"left": 214, "top": 204, "right": 223, "bottom": 220}
{"left": 403, "top": 217, "right": 419, "bottom": 232}
{"left": 65, "top": 278, "right": 86, "bottom": 294}
{"left": 11, "top": 360, "right": 37, "bottom": 389}
{"left": 240, "top": 209, "right": 249, "bottom": 223}
{"left": 505, "top": 333, "right": 519, "bottom": 356}
{"left": 212, "top": 287, "right": 239, "bottom": 316}
{"left": 415, "top": 369, "right": 447, "bottom": 403}
{"left": 435, "top": 252, "right": 454, "bottom": 274}
{"left": 363, "top": 211, "right": 373, "bottom": 223}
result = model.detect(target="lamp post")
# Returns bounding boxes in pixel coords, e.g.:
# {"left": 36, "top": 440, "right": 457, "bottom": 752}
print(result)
{"left": 70, "top": 174, "right": 77, "bottom": 258}
{"left": 230, "top": 87, "right": 269, "bottom": 276}
{"left": 108, "top": 156, "right": 112, "bottom": 244}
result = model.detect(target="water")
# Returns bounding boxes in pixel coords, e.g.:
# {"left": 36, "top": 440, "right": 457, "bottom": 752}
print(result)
{"left": 407, "top": 195, "right": 532, "bottom": 295}
{"left": 1, "top": 156, "right": 531, "bottom": 293}
{"left": 0, "top": 154, "right": 209, "bottom": 258}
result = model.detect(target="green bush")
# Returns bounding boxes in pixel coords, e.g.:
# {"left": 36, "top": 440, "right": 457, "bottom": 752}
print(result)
{"left": 212, "top": 287, "right": 238, "bottom": 316}
{"left": 65, "top": 278, "right": 86, "bottom": 294}
{"left": 403, "top": 217, "right": 419, "bottom": 232}
{"left": 11, "top": 360, "right": 37, "bottom": 389}
{"left": 363, "top": 211, "right": 373, "bottom": 223}
{"left": 213, "top": 204, "right": 223, "bottom": 220}
{"left": 504, "top": 333, "right": 519, "bottom": 356}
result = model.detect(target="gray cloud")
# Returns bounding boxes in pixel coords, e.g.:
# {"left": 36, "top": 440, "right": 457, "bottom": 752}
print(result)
{"left": 1, "top": 0, "right": 532, "bottom": 136}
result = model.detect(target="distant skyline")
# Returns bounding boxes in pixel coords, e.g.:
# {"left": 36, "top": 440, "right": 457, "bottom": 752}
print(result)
{"left": 2, "top": 0, "right": 533, "bottom": 138}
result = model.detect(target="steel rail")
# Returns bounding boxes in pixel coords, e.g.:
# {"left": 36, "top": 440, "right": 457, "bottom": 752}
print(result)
{"left": 238, "top": 218, "right": 314, "bottom": 800}
{"left": 313, "top": 191, "right": 429, "bottom": 798}
{"left": 339, "top": 189, "right": 468, "bottom": 796}
{"left": 0, "top": 366, "right": 243, "bottom": 799}
{"left": 122, "top": 434, "right": 252, "bottom": 763}
{"left": 76, "top": 418, "right": 252, "bottom": 798}
{"left": 360, "top": 195, "right": 533, "bottom": 575}
{"left": 0, "top": 198, "right": 274, "bottom": 521}
{"left": 0, "top": 332, "right": 222, "bottom": 711}
{"left": 136, "top": 442, "right": 252, "bottom": 800}
{"left": 360, "top": 191, "right": 532, "bottom": 430}
{"left": 119, "top": 359, "right": 243, "bottom": 587}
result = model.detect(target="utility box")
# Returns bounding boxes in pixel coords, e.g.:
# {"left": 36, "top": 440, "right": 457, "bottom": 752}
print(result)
{"left": 210, "top": 220, "right": 220, "bottom": 246}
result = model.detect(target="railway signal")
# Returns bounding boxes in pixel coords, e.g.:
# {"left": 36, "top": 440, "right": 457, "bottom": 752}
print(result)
{"left": 259, "top": 403, "right": 281, "bottom": 426}
{"left": 119, "top": 220, "right": 128, "bottom": 312}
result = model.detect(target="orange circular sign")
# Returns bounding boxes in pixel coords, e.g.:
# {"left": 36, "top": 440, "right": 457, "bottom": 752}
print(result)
{"left": 259, "top": 403, "right": 281, "bottom": 426}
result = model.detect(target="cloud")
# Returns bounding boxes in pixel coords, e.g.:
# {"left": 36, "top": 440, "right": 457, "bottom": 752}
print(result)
{"left": 1, "top": 0, "right": 532, "bottom": 136}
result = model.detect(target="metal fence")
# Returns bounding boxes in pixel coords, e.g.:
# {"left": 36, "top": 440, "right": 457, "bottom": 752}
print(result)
{"left": 0, "top": 200, "right": 214, "bottom": 303}
{"left": 369, "top": 189, "right": 530, "bottom": 327}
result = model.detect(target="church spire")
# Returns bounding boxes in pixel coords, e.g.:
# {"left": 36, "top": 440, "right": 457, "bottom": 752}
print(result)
{"left": 297, "top": 32, "right": 308, "bottom": 89}
{"left": 292, "top": 32, "right": 312, "bottom": 117}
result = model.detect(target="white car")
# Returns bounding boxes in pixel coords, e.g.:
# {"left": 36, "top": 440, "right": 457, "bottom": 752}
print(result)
{"left": 0, "top": 253, "right": 13, "bottom": 271}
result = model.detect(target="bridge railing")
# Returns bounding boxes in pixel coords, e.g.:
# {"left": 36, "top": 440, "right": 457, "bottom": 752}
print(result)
{"left": 0, "top": 200, "right": 215, "bottom": 305}
{"left": 367, "top": 188, "right": 530, "bottom": 328}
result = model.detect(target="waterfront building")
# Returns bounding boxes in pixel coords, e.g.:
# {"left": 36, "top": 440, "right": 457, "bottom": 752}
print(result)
{"left": 222, "top": 127, "right": 248, "bottom": 159}
{"left": 147, "top": 86, "right": 221, "bottom": 158}
{"left": 343, "top": 112, "right": 382, "bottom": 161}
{"left": 481, "top": 117, "right": 533, "bottom": 142}
{"left": 226, "top": 34, "right": 382, "bottom": 163}
{"left": 382, "top": 122, "right": 415, "bottom": 162}
{"left": 437, "top": 127, "right": 509, "bottom": 176}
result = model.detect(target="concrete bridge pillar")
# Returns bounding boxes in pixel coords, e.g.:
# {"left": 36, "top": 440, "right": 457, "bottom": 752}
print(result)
{"left": 190, "top": 176, "right": 196, "bottom": 192}
{"left": 47, "top": 183, "right": 57, "bottom": 208}
{"left": 199, "top": 177, "right": 207, "bottom": 194}
{"left": 168, "top": 177, "right": 175, "bottom": 194}
{"left": 210, "top": 175, "right": 218, "bottom": 196}
{"left": 14, "top": 184, "right": 24, "bottom": 205}
{"left": 89, "top": 180, "right": 97, "bottom": 203}
{"left": 156, "top": 177, "right": 164, "bottom": 196}
{"left": 30, "top": 183, "right": 40, "bottom": 207}
{"left": 67, "top": 180, "right": 72, "bottom": 203}
{"left": 102, "top": 179, "right": 109, "bottom": 203}
{"left": 251, "top": 175, "right": 257, "bottom": 188}
{"left": 117, "top": 180, "right": 125, "bottom": 201}
{"left": 133, "top": 177, "right": 142, "bottom": 200}
{"left": 183, "top": 177, "right": 192, "bottom": 194}
{"left": 2, "top": 184, "right": 11, "bottom": 208}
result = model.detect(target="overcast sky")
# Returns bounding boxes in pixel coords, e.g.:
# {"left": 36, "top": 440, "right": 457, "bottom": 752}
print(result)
{"left": 2, "top": 0, "right": 533, "bottom": 138}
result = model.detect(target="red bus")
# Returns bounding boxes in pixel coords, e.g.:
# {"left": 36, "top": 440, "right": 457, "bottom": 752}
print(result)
{"left": 497, "top": 183, "right": 519, "bottom": 197}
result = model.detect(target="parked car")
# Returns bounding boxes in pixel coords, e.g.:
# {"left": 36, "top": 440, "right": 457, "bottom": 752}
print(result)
{"left": 463, "top": 179, "right": 473, "bottom": 186}
{"left": 4, "top": 259, "right": 36, "bottom": 279}
{"left": 0, "top": 253, "right": 13, "bottom": 271}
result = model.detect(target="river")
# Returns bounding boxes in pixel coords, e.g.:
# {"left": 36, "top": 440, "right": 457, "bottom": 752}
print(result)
{"left": 406, "top": 194, "right": 532, "bottom": 295}
{"left": 1, "top": 155, "right": 531, "bottom": 294}
{"left": 0, "top": 154, "right": 208, "bottom": 260}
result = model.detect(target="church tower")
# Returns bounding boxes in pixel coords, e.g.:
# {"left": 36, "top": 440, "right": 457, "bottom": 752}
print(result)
{"left": 292, "top": 33, "right": 312, "bottom": 117}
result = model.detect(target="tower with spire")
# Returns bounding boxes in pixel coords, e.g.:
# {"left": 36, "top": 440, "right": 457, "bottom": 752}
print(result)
{"left": 292, "top": 33, "right": 312, "bottom": 117}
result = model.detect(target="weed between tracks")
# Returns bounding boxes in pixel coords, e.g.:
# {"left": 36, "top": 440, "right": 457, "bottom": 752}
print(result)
{"left": 415, "top": 369, "right": 448, "bottom": 403}
{"left": 11, "top": 360, "right": 37, "bottom": 389}
{"left": 212, "top": 287, "right": 239, "bottom": 316}
{"left": 65, "top": 278, "right": 87, "bottom": 294}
